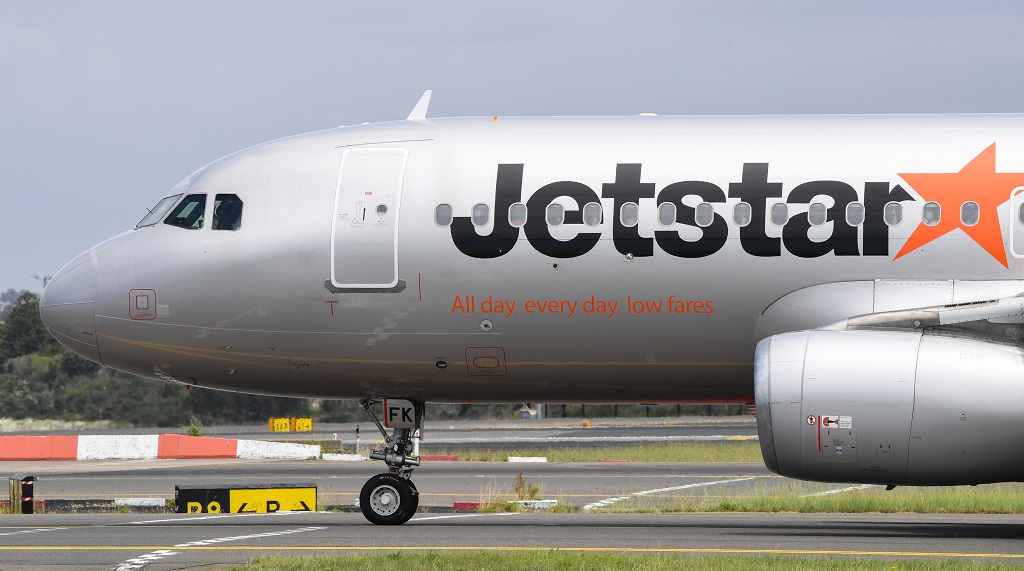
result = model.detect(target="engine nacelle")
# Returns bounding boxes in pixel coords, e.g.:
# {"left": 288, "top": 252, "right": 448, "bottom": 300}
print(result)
{"left": 755, "top": 329, "right": 1024, "bottom": 486}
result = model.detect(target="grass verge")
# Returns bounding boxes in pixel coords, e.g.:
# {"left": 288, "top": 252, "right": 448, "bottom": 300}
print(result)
{"left": 427, "top": 441, "right": 762, "bottom": 463}
{"left": 592, "top": 481, "right": 1024, "bottom": 514}
{"left": 230, "top": 552, "right": 1024, "bottom": 571}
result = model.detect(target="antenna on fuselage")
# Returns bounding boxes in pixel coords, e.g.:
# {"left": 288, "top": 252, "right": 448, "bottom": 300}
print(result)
{"left": 407, "top": 90, "right": 432, "bottom": 121}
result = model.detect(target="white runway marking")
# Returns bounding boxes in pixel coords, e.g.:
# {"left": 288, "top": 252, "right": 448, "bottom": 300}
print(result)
{"left": 173, "top": 526, "right": 326, "bottom": 547}
{"left": 0, "top": 527, "right": 62, "bottom": 537}
{"left": 582, "top": 478, "right": 755, "bottom": 510}
{"left": 802, "top": 484, "right": 873, "bottom": 497}
{"left": 115, "top": 549, "right": 179, "bottom": 571}
{"left": 413, "top": 512, "right": 521, "bottom": 522}
{"left": 120, "top": 511, "right": 301, "bottom": 525}
{"left": 115, "top": 526, "right": 325, "bottom": 570}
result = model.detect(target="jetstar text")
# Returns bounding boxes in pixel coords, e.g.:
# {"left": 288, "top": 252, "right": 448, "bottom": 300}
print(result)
{"left": 448, "top": 163, "right": 913, "bottom": 259}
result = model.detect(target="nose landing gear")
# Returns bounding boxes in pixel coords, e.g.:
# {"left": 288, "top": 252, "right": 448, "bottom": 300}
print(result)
{"left": 358, "top": 398, "right": 423, "bottom": 525}
{"left": 360, "top": 473, "right": 418, "bottom": 524}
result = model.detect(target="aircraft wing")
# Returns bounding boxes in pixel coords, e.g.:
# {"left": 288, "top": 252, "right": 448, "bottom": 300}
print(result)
{"left": 825, "top": 294, "right": 1024, "bottom": 345}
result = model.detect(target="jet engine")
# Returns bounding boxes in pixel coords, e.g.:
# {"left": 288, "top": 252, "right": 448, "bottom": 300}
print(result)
{"left": 754, "top": 329, "right": 1024, "bottom": 486}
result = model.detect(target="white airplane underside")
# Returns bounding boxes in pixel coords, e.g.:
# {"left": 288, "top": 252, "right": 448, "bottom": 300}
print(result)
{"left": 38, "top": 94, "right": 1024, "bottom": 522}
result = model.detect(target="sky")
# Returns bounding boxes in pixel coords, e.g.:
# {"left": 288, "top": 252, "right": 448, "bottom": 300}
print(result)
{"left": 2, "top": 1, "right": 1024, "bottom": 295}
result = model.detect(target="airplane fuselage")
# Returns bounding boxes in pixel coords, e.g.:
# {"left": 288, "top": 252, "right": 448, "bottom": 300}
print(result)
{"left": 43, "top": 114, "right": 1024, "bottom": 403}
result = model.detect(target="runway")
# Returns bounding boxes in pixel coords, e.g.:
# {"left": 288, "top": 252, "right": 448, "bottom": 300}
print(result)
{"left": 2, "top": 419, "right": 1018, "bottom": 568}
{"left": 0, "top": 459, "right": 1023, "bottom": 568}
{"left": 2, "top": 512, "right": 1024, "bottom": 570}
{"left": 5, "top": 416, "right": 758, "bottom": 452}
{"left": 4, "top": 459, "right": 777, "bottom": 509}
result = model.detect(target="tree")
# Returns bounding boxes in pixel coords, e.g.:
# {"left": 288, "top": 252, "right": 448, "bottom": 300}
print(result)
{"left": 59, "top": 351, "right": 101, "bottom": 377}
{"left": 0, "top": 292, "right": 58, "bottom": 359}
{"left": 0, "top": 288, "right": 21, "bottom": 305}
{"left": 0, "top": 288, "right": 24, "bottom": 322}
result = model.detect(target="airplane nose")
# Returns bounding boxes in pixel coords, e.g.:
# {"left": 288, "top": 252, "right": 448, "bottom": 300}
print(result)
{"left": 39, "top": 250, "right": 101, "bottom": 364}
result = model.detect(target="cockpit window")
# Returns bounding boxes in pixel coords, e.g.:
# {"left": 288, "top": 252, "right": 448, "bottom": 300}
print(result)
{"left": 164, "top": 194, "right": 206, "bottom": 229}
{"left": 212, "top": 194, "right": 243, "bottom": 230}
{"left": 136, "top": 194, "right": 182, "bottom": 228}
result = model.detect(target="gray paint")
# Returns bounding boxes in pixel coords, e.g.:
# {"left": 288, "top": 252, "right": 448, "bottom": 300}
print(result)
{"left": 39, "top": 112, "right": 1024, "bottom": 488}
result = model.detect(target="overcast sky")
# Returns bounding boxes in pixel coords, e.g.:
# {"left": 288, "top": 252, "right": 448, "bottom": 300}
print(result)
{"left": 3, "top": 1, "right": 1023, "bottom": 294}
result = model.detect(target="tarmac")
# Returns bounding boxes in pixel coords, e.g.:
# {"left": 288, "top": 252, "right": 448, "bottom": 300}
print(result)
{"left": 2, "top": 417, "right": 1020, "bottom": 569}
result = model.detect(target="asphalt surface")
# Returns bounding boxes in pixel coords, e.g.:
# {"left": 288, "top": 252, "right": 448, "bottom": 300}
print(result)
{"left": 2, "top": 418, "right": 1020, "bottom": 569}
{"left": 3, "top": 512, "right": 1024, "bottom": 570}
{"left": 5, "top": 416, "right": 759, "bottom": 452}
{"left": 5, "top": 459, "right": 777, "bottom": 509}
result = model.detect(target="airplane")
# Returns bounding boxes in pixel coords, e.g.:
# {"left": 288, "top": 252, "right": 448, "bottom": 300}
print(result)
{"left": 39, "top": 90, "right": 1024, "bottom": 524}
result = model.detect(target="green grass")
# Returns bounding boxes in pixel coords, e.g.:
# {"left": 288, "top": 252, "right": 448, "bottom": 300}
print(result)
{"left": 229, "top": 552, "right": 1024, "bottom": 571}
{"left": 592, "top": 481, "right": 1024, "bottom": 514}
{"left": 186, "top": 415, "right": 204, "bottom": 437}
{"left": 427, "top": 440, "right": 762, "bottom": 463}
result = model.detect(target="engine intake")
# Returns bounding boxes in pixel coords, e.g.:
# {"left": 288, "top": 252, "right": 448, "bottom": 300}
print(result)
{"left": 755, "top": 329, "right": 1024, "bottom": 486}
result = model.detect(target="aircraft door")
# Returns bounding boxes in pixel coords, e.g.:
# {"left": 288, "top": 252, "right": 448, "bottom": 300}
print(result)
{"left": 331, "top": 149, "right": 407, "bottom": 289}
{"left": 1012, "top": 187, "right": 1024, "bottom": 259}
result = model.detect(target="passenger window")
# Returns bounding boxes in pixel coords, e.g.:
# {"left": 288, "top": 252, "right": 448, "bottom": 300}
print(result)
{"left": 808, "top": 202, "right": 827, "bottom": 226}
{"left": 509, "top": 203, "right": 527, "bottom": 228}
{"left": 582, "top": 202, "right": 602, "bottom": 227}
{"left": 137, "top": 194, "right": 182, "bottom": 228}
{"left": 846, "top": 202, "right": 865, "bottom": 226}
{"left": 733, "top": 202, "right": 751, "bottom": 227}
{"left": 922, "top": 201, "right": 941, "bottom": 226}
{"left": 883, "top": 202, "right": 903, "bottom": 226}
{"left": 1019, "top": 203, "right": 1024, "bottom": 225}
{"left": 657, "top": 202, "right": 676, "bottom": 226}
{"left": 164, "top": 194, "right": 206, "bottom": 229}
{"left": 434, "top": 203, "right": 453, "bottom": 227}
{"left": 212, "top": 194, "right": 243, "bottom": 230}
{"left": 695, "top": 202, "right": 714, "bottom": 228}
{"left": 620, "top": 202, "right": 639, "bottom": 227}
{"left": 961, "top": 201, "right": 979, "bottom": 226}
{"left": 472, "top": 203, "right": 489, "bottom": 227}
{"left": 770, "top": 203, "right": 788, "bottom": 226}
{"left": 546, "top": 203, "right": 564, "bottom": 226}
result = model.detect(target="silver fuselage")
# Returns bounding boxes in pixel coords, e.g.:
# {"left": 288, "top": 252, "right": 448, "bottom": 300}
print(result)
{"left": 41, "top": 114, "right": 1024, "bottom": 403}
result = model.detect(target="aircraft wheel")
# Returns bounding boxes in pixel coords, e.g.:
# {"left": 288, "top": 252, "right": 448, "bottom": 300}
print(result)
{"left": 360, "top": 473, "right": 414, "bottom": 525}
{"left": 396, "top": 480, "right": 419, "bottom": 524}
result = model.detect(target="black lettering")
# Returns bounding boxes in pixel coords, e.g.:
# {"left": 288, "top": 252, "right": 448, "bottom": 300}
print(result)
{"left": 654, "top": 181, "right": 727, "bottom": 258}
{"left": 602, "top": 164, "right": 655, "bottom": 256}
{"left": 782, "top": 180, "right": 860, "bottom": 257}
{"left": 524, "top": 181, "right": 601, "bottom": 258}
{"left": 729, "top": 163, "right": 782, "bottom": 257}
{"left": 401, "top": 408, "right": 412, "bottom": 423}
{"left": 448, "top": 162, "right": 915, "bottom": 262}
{"left": 449, "top": 164, "right": 522, "bottom": 258}
{"left": 864, "top": 182, "right": 914, "bottom": 256}
{"left": 388, "top": 407, "right": 400, "bottom": 423}
{"left": 267, "top": 500, "right": 280, "bottom": 513}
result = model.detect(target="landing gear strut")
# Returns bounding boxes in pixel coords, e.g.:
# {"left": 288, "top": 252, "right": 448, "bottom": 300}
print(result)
{"left": 358, "top": 398, "right": 423, "bottom": 525}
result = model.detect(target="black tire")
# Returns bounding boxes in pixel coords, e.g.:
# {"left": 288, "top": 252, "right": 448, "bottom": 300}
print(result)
{"left": 360, "top": 473, "right": 414, "bottom": 525}
{"left": 396, "top": 480, "right": 419, "bottom": 524}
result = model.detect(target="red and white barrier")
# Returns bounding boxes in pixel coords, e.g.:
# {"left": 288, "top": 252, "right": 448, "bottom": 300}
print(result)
{"left": 0, "top": 435, "right": 319, "bottom": 461}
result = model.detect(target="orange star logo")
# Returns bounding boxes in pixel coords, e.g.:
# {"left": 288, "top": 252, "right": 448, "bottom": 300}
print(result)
{"left": 894, "top": 143, "right": 1024, "bottom": 268}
